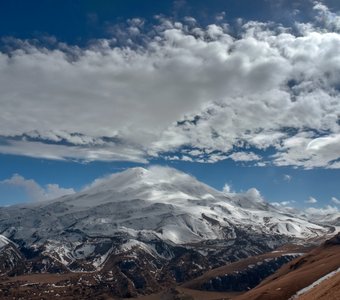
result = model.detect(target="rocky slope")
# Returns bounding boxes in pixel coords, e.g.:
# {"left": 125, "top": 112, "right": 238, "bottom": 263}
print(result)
{"left": 233, "top": 232, "right": 340, "bottom": 300}
{"left": 182, "top": 245, "right": 307, "bottom": 293}
{"left": 297, "top": 271, "right": 340, "bottom": 300}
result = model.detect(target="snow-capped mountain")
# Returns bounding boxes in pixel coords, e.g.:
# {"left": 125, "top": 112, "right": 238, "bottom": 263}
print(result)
{"left": 0, "top": 166, "right": 337, "bottom": 296}
{"left": 0, "top": 166, "right": 329, "bottom": 242}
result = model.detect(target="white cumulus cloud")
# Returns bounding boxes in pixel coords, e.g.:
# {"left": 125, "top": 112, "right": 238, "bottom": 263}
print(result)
{"left": 0, "top": 174, "right": 75, "bottom": 202}
{"left": 0, "top": 2, "right": 339, "bottom": 168}
{"left": 222, "top": 183, "right": 233, "bottom": 194}
{"left": 227, "top": 152, "right": 262, "bottom": 162}
{"left": 244, "top": 188, "right": 265, "bottom": 203}
{"left": 305, "top": 205, "right": 338, "bottom": 215}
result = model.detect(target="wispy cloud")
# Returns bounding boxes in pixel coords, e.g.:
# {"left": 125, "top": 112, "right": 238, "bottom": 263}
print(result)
{"left": 331, "top": 196, "right": 340, "bottom": 205}
{"left": 305, "top": 196, "right": 318, "bottom": 204}
{"left": 272, "top": 200, "right": 295, "bottom": 207}
{"left": 283, "top": 174, "right": 292, "bottom": 182}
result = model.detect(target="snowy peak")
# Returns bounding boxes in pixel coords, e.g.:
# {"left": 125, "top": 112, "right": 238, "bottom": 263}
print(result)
{"left": 80, "top": 166, "right": 221, "bottom": 204}
{"left": 85, "top": 167, "right": 149, "bottom": 192}
{"left": 85, "top": 166, "right": 207, "bottom": 191}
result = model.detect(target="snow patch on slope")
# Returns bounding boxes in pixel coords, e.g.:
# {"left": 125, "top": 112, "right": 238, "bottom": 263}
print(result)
{"left": 289, "top": 266, "right": 340, "bottom": 299}
{"left": 0, "top": 235, "right": 10, "bottom": 249}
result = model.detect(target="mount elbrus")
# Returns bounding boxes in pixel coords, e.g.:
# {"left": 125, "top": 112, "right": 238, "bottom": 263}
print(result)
{"left": 0, "top": 166, "right": 337, "bottom": 298}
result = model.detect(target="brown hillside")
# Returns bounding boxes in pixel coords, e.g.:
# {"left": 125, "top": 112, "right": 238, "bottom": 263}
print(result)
{"left": 234, "top": 232, "right": 340, "bottom": 300}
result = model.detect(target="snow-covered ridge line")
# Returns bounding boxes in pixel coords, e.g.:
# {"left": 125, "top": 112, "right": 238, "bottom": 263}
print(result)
{"left": 289, "top": 266, "right": 340, "bottom": 299}
{"left": 0, "top": 235, "right": 11, "bottom": 249}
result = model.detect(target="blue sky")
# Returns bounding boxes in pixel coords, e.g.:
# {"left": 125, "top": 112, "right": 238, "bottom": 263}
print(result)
{"left": 0, "top": 154, "right": 339, "bottom": 209}
{"left": 0, "top": 1, "right": 318, "bottom": 43}
{"left": 0, "top": 0, "right": 340, "bottom": 212}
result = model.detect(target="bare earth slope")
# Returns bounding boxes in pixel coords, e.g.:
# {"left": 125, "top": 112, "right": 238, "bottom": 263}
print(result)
{"left": 234, "top": 232, "right": 340, "bottom": 300}
{"left": 182, "top": 244, "right": 309, "bottom": 291}
{"left": 297, "top": 272, "right": 340, "bottom": 300}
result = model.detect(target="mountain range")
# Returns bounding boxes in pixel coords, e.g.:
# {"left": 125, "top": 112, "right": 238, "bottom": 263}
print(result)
{"left": 0, "top": 166, "right": 338, "bottom": 299}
